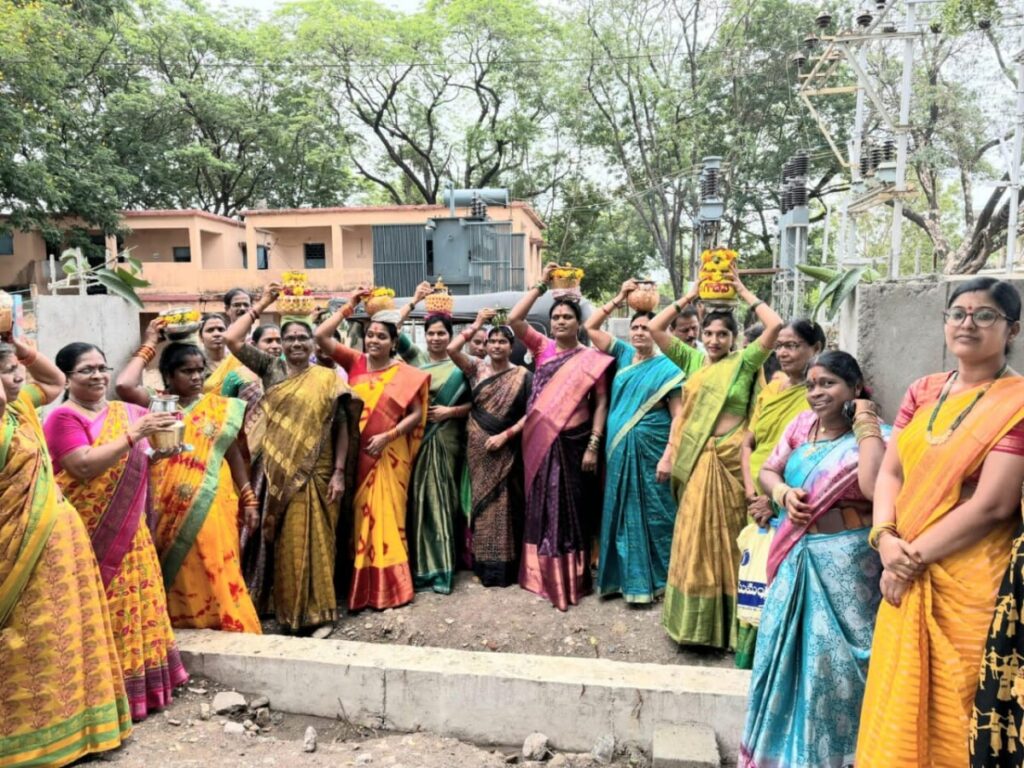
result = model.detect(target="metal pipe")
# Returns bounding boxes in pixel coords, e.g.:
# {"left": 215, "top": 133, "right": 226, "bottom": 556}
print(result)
{"left": 890, "top": 0, "right": 916, "bottom": 278}
{"left": 1006, "top": 51, "right": 1024, "bottom": 273}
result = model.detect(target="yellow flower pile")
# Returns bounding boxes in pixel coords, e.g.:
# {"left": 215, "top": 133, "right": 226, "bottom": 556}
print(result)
{"left": 160, "top": 308, "right": 200, "bottom": 326}
{"left": 551, "top": 263, "right": 584, "bottom": 290}
{"left": 370, "top": 287, "right": 396, "bottom": 298}
{"left": 366, "top": 286, "right": 396, "bottom": 314}
{"left": 699, "top": 248, "right": 738, "bottom": 301}
{"left": 278, "top": 271, "right": 315, "bottom": 313}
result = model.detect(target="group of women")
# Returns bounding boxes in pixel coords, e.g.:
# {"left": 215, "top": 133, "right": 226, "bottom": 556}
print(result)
{"left": 8, "top": 266, "right": 1024, "bottom": 766}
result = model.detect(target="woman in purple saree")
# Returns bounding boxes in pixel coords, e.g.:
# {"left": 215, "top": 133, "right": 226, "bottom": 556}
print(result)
{"left": 508, "top": 264, "right": 612, "bottom": 611}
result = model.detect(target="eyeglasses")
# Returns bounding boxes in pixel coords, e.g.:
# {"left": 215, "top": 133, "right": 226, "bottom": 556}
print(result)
{"left": 72, "top": 366, "right": 114, "bottom": 376}
{"left": 943, "top": 307, "right": 1009, "bottom": 328}
{"left": 282, "top": 335, "right": 312, "bottom": 344}
{"left": 773, "top": 342, "right": 806, "bottom": 352}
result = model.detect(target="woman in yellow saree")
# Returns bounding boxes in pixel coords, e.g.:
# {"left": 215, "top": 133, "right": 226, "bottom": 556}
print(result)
{"left": 0, "top": 339, "right": 133, "bottom": 766}
{"left": 45, "top": 342, "right": 188, "bottom": 720}
{"left": 201, "top": 312, "right": 252, "bottom": 395}
{"left": 735, "top": 319, "right": 824, "bottom": 669}
{"left": 226, "top": 287, "right": 362, "bottom": 632}
{"left": 857, "top": 277, "right": 1024, "bottom": 767}
{"left": 316, "top": 295, "right": 429, "bottom": 611}
{"left": 117, "top": 331, "right": 261, "bottom": 634}
{"left": 649, "top": 269, "right": 782, "bottom": 650}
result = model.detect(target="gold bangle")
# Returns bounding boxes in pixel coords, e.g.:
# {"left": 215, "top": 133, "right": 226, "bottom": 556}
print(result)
{"left": 868, "top": 522, "right": 899, "bottom": 550}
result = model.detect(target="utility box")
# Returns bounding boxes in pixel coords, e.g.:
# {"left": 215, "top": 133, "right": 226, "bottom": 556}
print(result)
{"left": 372, "top": 216, "right": 525, "bottom": 296}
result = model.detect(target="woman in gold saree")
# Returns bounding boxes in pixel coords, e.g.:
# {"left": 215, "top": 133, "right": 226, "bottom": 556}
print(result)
{"left": 45, "top": 342, "right": 188, "bottom": 720}
{"left": 316, "top": 295, "right": 429, "bottom": 610}
{"left": 226, "top": 286, "right": 361, "bottom": 631}
{"left": 117, "top": 332, "right": 260, "bottom": 634}
{"left": 857, "top": 277, "right": 1024, "bottom": 767}
{"left": 0, "top": 338, "right": 133, "bottom": 766}
{"left": 734, "top": 318, "right": 824, "bottom": 668}
{"left": 649, "top": 269, "right": 782, "bottom": 650}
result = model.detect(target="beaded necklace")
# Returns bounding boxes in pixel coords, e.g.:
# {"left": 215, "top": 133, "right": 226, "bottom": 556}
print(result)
{"left": 925, "top": 365, "right": 1007, "bottom": 446}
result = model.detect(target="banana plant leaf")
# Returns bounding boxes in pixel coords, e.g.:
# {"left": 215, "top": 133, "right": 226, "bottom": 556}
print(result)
{"left": 95, "top": 269, "right": 145, "bottom": 308}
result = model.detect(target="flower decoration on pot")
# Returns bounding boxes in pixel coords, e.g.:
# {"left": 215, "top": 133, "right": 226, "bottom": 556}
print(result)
{"left": 365, "top": 287, "right": 396, "bottom": 316}
{"left": 698, "top": 248, "right": 739, "bottom": 303}
{"left": 159, "top": 307, "right": 202, "bottom": 341}
{"left": 627, "top": 280, "right": 660, "bottom": 312}
{"left": 551, "top": 263, "right": 584, "bottom": 300}
{"left": 277, "top": 271, "right": 315, "bottom": 315}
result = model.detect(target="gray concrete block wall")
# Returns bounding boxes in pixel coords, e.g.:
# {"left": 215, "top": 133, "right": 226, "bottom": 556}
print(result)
{"left": 35, "top": 295, "right": 140, "bottom": 397}
{"left": 841, "top": 276, "right": 1024, "bottom": 421}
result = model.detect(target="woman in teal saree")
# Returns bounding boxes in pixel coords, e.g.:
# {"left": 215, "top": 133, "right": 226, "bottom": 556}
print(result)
{"left": 585, "top": 281, "right": 686, "bottom": 602}
{"left": 398, "top": 292, "right": 471, "bottom": 594}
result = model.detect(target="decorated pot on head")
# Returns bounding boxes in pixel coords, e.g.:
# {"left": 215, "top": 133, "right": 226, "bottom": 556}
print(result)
{"left": 159, "top": 307, "right": 202, "bottom": 342}
{"left": 148, "top": 393, "right": 185, "bottom": 452}
{"left": 277, "top": 271, "right": 316, "bottom": 316}
{"left": 627, "top": 280, "right": 660, "bottom": 312}
{"left": 698, "top": 248, "right": 739, "bottom": 306}
{"left": 424, "top": 277, "right": 454, "bottom": 315}
{"left": 365, "top": 287, "right": 396, "bottom": 317}
{"left": 550, "top": 263, "right": 585, "bottom": 301}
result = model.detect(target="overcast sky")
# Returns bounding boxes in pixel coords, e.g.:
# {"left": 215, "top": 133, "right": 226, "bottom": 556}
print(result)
{"left": 219, "top": 0, "right": 423, "bottom": 14}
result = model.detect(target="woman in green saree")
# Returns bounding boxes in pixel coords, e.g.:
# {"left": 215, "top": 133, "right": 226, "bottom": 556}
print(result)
{"left": 649, "top": 269, "right": 783, "bottom": 650}
{"left": 735, "top": 318, "right": 825, "bottom": 668}
{"left": 397, "top": 284, "right": 471, "bottom": 594}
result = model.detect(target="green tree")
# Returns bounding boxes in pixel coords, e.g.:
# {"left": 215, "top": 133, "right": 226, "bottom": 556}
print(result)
{"left": 283, "top": 0, "right": 567, "bottom": 204}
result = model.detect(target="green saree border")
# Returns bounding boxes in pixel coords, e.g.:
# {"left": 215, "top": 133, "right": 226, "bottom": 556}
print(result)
{"left": 160, "top": 396, "right": 245, "bottom": 589}
{"left": 607, "top": 365, "right": 684, "bottom": 456}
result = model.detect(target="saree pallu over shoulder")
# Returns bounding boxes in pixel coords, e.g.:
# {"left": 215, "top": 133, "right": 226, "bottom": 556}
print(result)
{"left": 0, "top": 391, "right": 133, "bottom": 765}
{"left": 748, "top": 381, "right": 809, "bottom": 495}
{"left": 408, "top": 358, "right": 467, "bottom": 593}
{"left": 598, "top": 353, "right": 683, "bottom": 603}
{"left": 204, "top": 353, "right": 248, "bottom": 394}
{"left": 349, "top": 359, "right": 429, "bottom": 611}
{"left": 672, "top": 350, "right": 754, "bottom": 490}
{"left": 0, "top": 399, "right": 59, "bottom": 629}
{"left": 522, "top": 346, "right": 613, "bottom": 491}
{"left": 857, "top": 376, "right": 1024, "bottom": 768}
{"left": 55, "top": 401, "right": 148, "bottom": 588}
{"left": 153, "top": 394, "right": 245, "bottom": 589}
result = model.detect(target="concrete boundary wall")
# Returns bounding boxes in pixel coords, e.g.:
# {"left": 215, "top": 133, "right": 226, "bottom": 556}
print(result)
{"left": 175, "top": 630, "right": 750, "bottom": 757}
{"left": 839, "top": 276, "right": 1024, "bottom": 421}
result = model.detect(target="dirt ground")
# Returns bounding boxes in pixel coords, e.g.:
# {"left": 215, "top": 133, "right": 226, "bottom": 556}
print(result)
{"left": 266, "top": 571, "right": 733, "bottom": 669}
{"left": 86, "top": 678, "right": 647, "bottom": 767}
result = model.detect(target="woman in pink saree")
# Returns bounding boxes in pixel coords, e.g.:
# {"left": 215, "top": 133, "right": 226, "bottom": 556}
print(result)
{"left": 508, "top": 263, "right": 612, "bottom": 611}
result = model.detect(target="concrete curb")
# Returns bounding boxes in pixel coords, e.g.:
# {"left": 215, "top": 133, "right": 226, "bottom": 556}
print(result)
{"left": 175, "top": 630, "right": 749, "bottom": 758}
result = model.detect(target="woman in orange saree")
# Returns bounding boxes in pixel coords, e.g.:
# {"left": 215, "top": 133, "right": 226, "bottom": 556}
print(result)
{"left": 0, "top": 339, "right": 132, "bottom": 766}
{"left": 857, "top": 277, "right": 1024, "bottom": 767}
{"left": 45, "top": 342, "right": 188, "bottom": 721}
{"left": 117, "top": 333, "right": 261, "bottom": 634}
{"left": 316, "top": 296, "right": 429, "bottom": 611}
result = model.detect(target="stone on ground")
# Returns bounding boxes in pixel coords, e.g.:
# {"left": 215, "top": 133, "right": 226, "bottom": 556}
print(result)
{"left": 652, "top": 723, "right": 720, "bottom": 768}
{"left": 592, "top": 734, "right": 616, "bottom": 765}
{"left": 212, "top": 690, "right": 248, "bottom": 715}
{"left": 248, "top": 694, "right": 270, "bottom": 710}
{"left": 223, "top": 721, "right": 246, "bottom": 735}
{"left": 522, "top": 732, "right": 550, "bottom": 760}
{"left": 303, "top": 725, "right": 318, "bottom": 753}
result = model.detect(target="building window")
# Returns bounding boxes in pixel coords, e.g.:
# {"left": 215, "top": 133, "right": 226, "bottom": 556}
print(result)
{"left": 240, "top": 244, "right": 248, "bottom": 270}
{"left": 173, "top": 246, "right": 191, "bottom": 263}
{"left": 0, "top": 232, "right": 12, "bottom": 256}
{"left": 257, "top": 245, "right": 269, "bottom": 270}
{"left": 304, "top": 242, "right": 326, "bottom": 269}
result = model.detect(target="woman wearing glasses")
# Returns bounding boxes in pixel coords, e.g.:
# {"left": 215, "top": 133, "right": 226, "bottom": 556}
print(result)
{"left": 223, "top": 285, "right": 361, "bottom": 633}
{"left": 44, "top": 343, "right": 188, "bottom": 720}
{"left": 857, "top": 277, "right": 1024, "bottom": 767}
{"left": 735, "top": 319, "right": 825, "bottom": 669}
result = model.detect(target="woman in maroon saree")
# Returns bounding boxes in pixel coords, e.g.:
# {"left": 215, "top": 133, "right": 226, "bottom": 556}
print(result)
{"left": 508, "top": 264, "right": 612, "bottom": 610}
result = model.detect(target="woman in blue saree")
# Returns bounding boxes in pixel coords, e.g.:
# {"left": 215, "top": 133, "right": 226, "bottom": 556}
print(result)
{"left": 584, "top": 281, "right": 685, "bottom": 602}
{"left": 739, "top": 351, "right": 888, "bottom": 768}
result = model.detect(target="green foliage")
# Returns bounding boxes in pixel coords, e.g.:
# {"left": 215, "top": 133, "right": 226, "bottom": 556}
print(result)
{"left": 797, "top": 263, "right": 880, "bottom": 321}
{"left": 57, "top": 248, "right": 150, "bottom": 308}
{"left": 939, "top": 0, "right": 1001, "bottom": 33}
